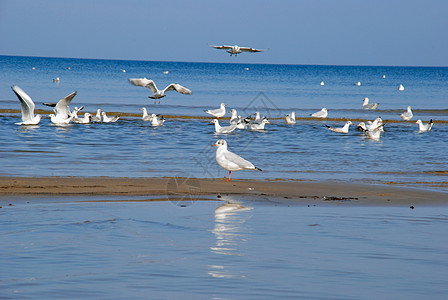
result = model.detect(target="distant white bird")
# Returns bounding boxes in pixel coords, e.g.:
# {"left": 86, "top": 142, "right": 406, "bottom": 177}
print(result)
{"left": 128, "top": 78, "right": 192, "bottom": 103}
{"left": 121, "top": 69, "right": 126, "bottom": 73}
{"left": 229, "top": 109, "right": 238, "bottom": 125}
{"left": 92, "top": 109, "right": 102, "bottom": 122}
{"left": 212, "top": 119, "right": 237, "bottom": 134}
{"left": 355, "top": 81, "right": 361, "bottom": 86}
{"left": 140, "top": 107, "right": 152, "bottom": 121}
{"left": 215, "top": 202, "right": 253, "bottom": 216}
{"left": 209, "top": 44, "right": 266, "bottom": 56}
{"left": 101, "top": 111, "right": 119, "bottom": 123}
{"left": 250, "top": 119, "right": 270, "bottom": 130}
{"left": 205, "top": 103, "right": 226, "bottom": 118}
{"left": 311, "top": 108, "right": 328, "bottom": 118}
{"left": 326, "top": 121, "right": 353, "bottom": 133}
{"left": 162, "top": 71, "right": 169, "bottom": 74}
{"left": 285, "top": 112, "right": 296, "bottom": 125}
{"left": 320, "top": 81, "right": 325, "bottom": 86}
{"left": 382, "top": 74, "right": 386, "bottom": 79}
{"left": 53, "top": 77, "right": 60, "bottom": 83}
{"left": 400, "top": 106, "right": 413, "bottom": 121}
{"left": 11, "top": 85, "right": 43, "bottom": 125}
{"left": 150, "top": 113, "right": 165, "bottom": 126}
{"left": 74, "top": 113, "right": 91, "bottom": 124}
{"left": 212, "top": 139, "right": 262, "bottom": 181}
{"left": 398, "top": 84, "right": 405, "bottom": 91}
{"left": 43, "top": 91, "right": 78, "bottom": 120}
{"left": 416, "top": 119, "right": 433, "bottom": 132}
{"left": 362, "top": 97, "right": 379, "bottom": 110}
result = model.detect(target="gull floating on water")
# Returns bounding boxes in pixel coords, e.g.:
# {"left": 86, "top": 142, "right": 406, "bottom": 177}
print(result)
{"left": 229, "top": 109, "right": 238, "bottom": 125}
{"left": 91, "top": 109, "right": 102, "bottom": 122}
{"left": 74, "top": 113, "right": 91, "bottom": 124}
{"left": 102, "top": 111, "right": 119, "bottom": 123}
{"left": 400, "top": 106, "right": 413, "bottom": 121}
{"left": 150, "top": 114, "right": 165, "bottom": 126}
{"left": 43, "top": 91, "right": 78, "bottom": 120}
{"left": 398, "top": 84, "right": 405, "bottom": 91}
{"left": 128, "top": 78, "right": 192, "bottom": 103}
{"left": 357, "top": 117, "right": 383, "bottom": 131}
{"left": 205, "top": 103, "right": 226, "bottom": 118}
{"left": 362, "top": 125, "right": 384, "bottom": 140}
{"left": 320, "top": 81, "right": 325, "bottom": 86}
{"left": 212, "top": 119, "right": 237, "bottom": 134}
{"left": 140, "top": 107, "right": 152, "bottom": 121}
{"left": 250, "top": 119, "right": 270, "bottom": 130}
{"left": 11, "top": 85, "right": 43, "bottom": 125}
{"left": 362, "top": 97, "right": 379, "bottom": 110}
{"left": 311, "top": 108, "right": 328, "bottom": 118}
{"left": 215, "top": 202, "right": 253, "bottom": 216}
{"left": 416, "top": 119, "right": 433, "bottom": 132}
{"left": 209, "top": 44, "right": 266, "bottom": 56}
{"left": 285, "top": 112, "right": 296, "bottom": 125}
{"left": 212, "top": 139, "right": 262, "bottom": 181}
{"left": 354, "top": 81, "right": 361, "bottom": 86}
{"left": 53, "top": 77, "right": 60, "bottom": 83}
{"left": 326, "top": 121, "right": 353, "bottom": 133}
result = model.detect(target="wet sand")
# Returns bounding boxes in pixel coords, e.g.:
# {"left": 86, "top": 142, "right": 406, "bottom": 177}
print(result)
{"left": 0, "top": 176, "right": 446, "bottom": 206}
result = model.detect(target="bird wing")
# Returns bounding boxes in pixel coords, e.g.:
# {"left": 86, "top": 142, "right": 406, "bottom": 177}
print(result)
{"left": 11, "top": 86, "right": 35, "bottom": 122}
{"left": 128, "top": 78, "right": 158, "bottom": 94}
{"left": 223, "top": 150, "right": 255, "bottom": 170}
{"left": 239, "top": 47, "right": 265, "bottom": 53}
{"left": 163, "top": 84, "right": 192, "bottom": 95}
{"left": 54, "top": 91, "right": 77, "bottom": 117}
{"left": 209, "top": 45, "right": 233, "bottom": 50}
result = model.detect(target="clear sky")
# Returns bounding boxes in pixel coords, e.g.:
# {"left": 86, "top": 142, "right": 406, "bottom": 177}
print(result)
{"left": 0, "top": 0, "right": 447, "bottom": 66}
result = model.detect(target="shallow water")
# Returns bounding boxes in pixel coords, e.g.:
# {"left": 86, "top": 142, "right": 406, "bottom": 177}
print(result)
{"left": 1, "top": 197, "right": 448, "bottom": 299}
{"left": 0, "top": 55, "right": 447, "bottom": 192}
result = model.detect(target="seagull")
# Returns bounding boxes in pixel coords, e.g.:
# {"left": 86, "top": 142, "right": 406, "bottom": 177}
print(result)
{"left": 362, "top": 125, "right": 384, "bottom": 140}
{"left": 416, "top": 119, "right": 433, "bottom": 132}
{"left": 212, "top": 139, "right": 262, "bottom": 181}
{"left": 362, "top": 97, "right": 379, "bottom": 110}
{"left": 253, "top": 111, "right": 264, "bottom": 125}
{"left": 91, "top": 109, "right": 102, "bottom": 122}
{"left": 49, "top": 113, "right": 75, "bottom": 125}
{"left": 70, "top": 106, "right": 84, "bottom": 119}
{"left": 400, "top": 106, "right": 413, "bottom": 121}
{"left": 53, "top": 77, "right": 60, "bottom": 83}
{"left": 150, "top": 113, "right": 165, "bottom": 126}
{"left": 11, "top": 85, "right": 43, "bottom": 125}
{"left": 212, "top": 119, "right": 237, "bottom": 134}
{"left": 209, "top": 44, "right": 266, "bottom": 56}
{"left": 285, "top": 112, "right": 296, "bottom": 125}
{"left": 250, "top": 119, "right": 270, "bottom": 130}
{"left": 311, "top": 108, "right": 328, "bottom": 118}
{"left": 236, "top": 116, "right": 250, "bottom": 129}
{"left": 215, "top": 202, "right": 253, "bottom": 216}
{"left": 140, "top": 107, "right": 152, "bottom": 121}
{"left": 320, "top": 81, "right": 325, "bottom": 86}
{"left": 357, "top": 117, "right": 383, "bottom": 131}
{"left": 398, "top": 84, "right": 405, "bottom": 91}
{"left": 101, "top": 111, "right": 119, "bottom": 123}
{"left": 229, "top": 109, "right": 238, "bottom": 125}
{"left": 128, "top": 78, "right": 192, "bottom": 103}
{"left": 43, "top": 91, "right": 78, "bottom": 120}
{"left": 205, "top": 103, "right": 226, "bottom": 118}
{"left": 74, "top": 113, "right": 91, "bottom": 124}
{"left": 326, "top": 121, "right": 353, "bottom": 133}
{"left": 354, "top": 81, "right": 361, "bottom": 86}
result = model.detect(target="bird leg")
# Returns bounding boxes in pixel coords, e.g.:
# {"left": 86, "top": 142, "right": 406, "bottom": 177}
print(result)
{"left": 228, "top": 171, "right": 231, "bottom": 181}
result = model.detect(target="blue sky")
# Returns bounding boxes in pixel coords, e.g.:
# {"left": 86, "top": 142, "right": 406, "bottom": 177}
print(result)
{"left": 0, "top": 0, "right": 447, "bottom": 66}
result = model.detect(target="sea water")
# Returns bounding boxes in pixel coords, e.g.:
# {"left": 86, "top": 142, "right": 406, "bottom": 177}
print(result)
{"left": 0, "top": 55, "right": 447, "bottom": 191}
{"left": 1, "top": 198, "right": 448, "bottom": 299}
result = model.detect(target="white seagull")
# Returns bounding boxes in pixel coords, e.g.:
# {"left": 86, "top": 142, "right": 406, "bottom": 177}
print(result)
{"left": 355, "top": 81, "right": 361, "bottom": 86}
{"left": 398, "top": 84, "right": 405, "bottom": 91}
{"left": 128, "top": 78, "right": 192, "bottom": 103}
{"left": 416, "top": 119, "right": 433, "bottom": 132}
{"left": 212, "top": 119, "right": 237, "bottom": 134}
{"left": 151, "top": 114, "right": 165, "bottom": 126}
{"left": 205, "top": 103, "right": 226, "bottom": 118}
{"left": 311, "top": 108, "right": 328, "bottom": 118}
{"left": 400, "top": 106, "right": 413, "bottom": 121}
{"left": 357, "top": 117, "right": 383, "bottom": 131}
{"left": 91, "top": 109, "right": 102, "bottom": 122}
{"left": 326, "top": 121, "right": 353, "bottom": 133}
{"left": 362, "top": 97, "right": 379, "bottom": 110}
{"left": 43, "top": 91, "right": 78, "bottom": 120}
{"left": 140, "top": 107, "right": 152, "bottom": 121}
{"left": 285, "top": 112, "right": 296, "bottom": 125}
{"left": 11, "top": 86, "right": 43, "bottom": 125}
{"left": 49, "top": 113, "right": 75, "bottom": 125}
{"left": 363, "top": 125, "right": 384, "bottom": 140}
{"left": 101, "top": 111, "right": 119, "bottom": 123}
{"left": 212, "top": 139, "right": 262, "bottom": 181}
{"left": 250, "top": 119, "right": 270, "bottom": 130}
{"left": 229, "top": 109, "right": 238, "bottom": 125}
{"left": 74, "top": 113, "right": 91, "bottom": 124}
{"left": 209, "top": 44, "right": 266, "bottom": 56}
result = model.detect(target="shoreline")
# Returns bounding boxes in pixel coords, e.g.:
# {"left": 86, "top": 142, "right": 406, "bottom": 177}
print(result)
{"left": 0, "top": 176, "right": 447, "bottom": 206}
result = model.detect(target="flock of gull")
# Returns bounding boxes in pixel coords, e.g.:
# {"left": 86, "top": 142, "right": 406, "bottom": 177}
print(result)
{"left": 10, "top": 64, "right": 435, "bottom": 181}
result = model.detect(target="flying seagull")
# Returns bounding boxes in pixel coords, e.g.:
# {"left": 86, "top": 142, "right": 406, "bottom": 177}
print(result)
{"left": 11, "top": 85, "right": 43, "bottom": 125}
{"left": 128, "top": 78, "right": 192, "bottom": 103}
{"left": 209, "top": 45, "right": 267, "bottom": 56}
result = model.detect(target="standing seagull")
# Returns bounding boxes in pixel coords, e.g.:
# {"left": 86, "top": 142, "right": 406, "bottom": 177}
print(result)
{"left": 209, "top": 45, "right": 266, "bottom": 56}
{"left": 128, "top": 78, "right": 192, "bottom": 103}
{"left": 11, "top": 86, "right": 43, "bottom": 125}
{"left": 400, "top": 106, "right": 413, "bottom": 121}
{"left": 212, "top": 139, "right": 262, "bottom": 181}
{"left": 101, "top": 111, "right": 119, "bottom": 123}
{"left": 205, "top": 103, "right": 226, "bottom": 118}
{"left": 416, "top": 119, "right": 433, "bottom": 132}
{"left": 311, "top": 108, "right": 328, "bottom": 118}
{"left": 326, "top": 121, "right": 353, "bottom": 133}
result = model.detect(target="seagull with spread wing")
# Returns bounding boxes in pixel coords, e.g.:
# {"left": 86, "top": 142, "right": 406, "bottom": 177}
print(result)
{"left": 209, "top": 44, "right": 266, "bottom": 56}
{"left": 128, "top": 78, "right": 192, "bottom": 103}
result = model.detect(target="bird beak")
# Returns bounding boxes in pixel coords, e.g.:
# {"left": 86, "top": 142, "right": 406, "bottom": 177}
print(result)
{"left": 212, "top": 144, "right": 217, "bottom": 147}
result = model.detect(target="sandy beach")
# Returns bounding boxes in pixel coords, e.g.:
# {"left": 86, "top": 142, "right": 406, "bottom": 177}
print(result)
{"left": 0, "top": 176, "right": 446, "bottom": 206}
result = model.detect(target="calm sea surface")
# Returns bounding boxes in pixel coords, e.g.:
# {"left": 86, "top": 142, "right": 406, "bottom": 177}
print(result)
{"left": 0, "top": 55, "right": 447, "bottom": 191}
{"left": 1, "top": 197, "right": 448, "bottom": 299}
